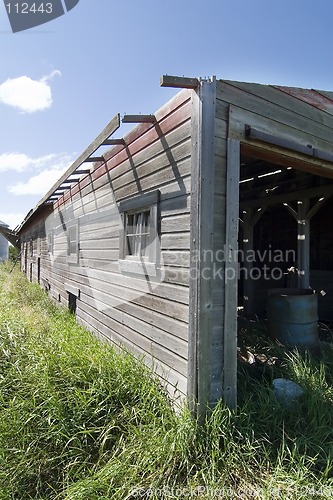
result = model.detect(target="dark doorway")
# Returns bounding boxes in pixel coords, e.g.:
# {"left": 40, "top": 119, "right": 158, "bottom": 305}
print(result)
{"left": 68, "top": 292, "right": 77, "bottom": 314}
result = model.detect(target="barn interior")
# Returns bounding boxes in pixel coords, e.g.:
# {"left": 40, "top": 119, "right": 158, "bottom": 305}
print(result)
{"left": 238, "top": 152, "right": 333, "bottom": 323}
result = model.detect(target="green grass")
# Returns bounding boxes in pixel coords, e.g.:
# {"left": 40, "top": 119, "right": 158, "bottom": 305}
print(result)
{"left": 0, "top": 263, "right": 332, "bottom": 499}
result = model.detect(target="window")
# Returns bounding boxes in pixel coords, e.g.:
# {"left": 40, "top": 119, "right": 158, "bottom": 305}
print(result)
{"left": 67, "top": 222, "right": 79, "bottom": 264}
{"left": 47, "top": 231, "right": 54, "bottom": 255}
{"left": 119, "top": 190, "right": 160, "bottom": 276}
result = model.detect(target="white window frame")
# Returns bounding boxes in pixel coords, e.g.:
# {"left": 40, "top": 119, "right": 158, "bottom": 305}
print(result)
{"left": 119, "top": 190, "right": 160, "bottom": 276}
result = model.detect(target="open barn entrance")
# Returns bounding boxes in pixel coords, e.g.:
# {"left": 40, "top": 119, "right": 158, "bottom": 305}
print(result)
{"left": 238, "top": 151, "right": 333, "bottom": 323}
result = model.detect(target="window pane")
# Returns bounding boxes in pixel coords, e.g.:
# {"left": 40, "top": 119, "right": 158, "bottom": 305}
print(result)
{"left": 126, "top": 234, "right": 135, "bottom": 255}
{"left": 127, "top": 214, "right": 134, "bottom": 235}
{"left": 125, "top": 210, "right": 151, "bottom": 258}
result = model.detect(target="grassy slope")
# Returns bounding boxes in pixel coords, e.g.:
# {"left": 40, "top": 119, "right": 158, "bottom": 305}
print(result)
{"left": 0, "top": 263, "right": 332, "bottom": 499}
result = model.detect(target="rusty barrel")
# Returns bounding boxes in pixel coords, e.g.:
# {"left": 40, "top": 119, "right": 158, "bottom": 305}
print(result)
{"left": 267, "top": 288, "right": 319, "bottom": 348}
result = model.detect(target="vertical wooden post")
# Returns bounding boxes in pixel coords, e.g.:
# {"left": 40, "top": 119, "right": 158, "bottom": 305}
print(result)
{"left": 242, "top": 207, "right": 266, "bottom": 314}
{"left": 223, "top": 138, "right": 240, "bottom": 410}
{"left": 297, "top": 200, "right": 310, "bottom": 288}
{"left": 188, "top": 78, "right": 216, "bottom": 417}
{"left": 242, "top": 210, "right": 255, "bottom": 315}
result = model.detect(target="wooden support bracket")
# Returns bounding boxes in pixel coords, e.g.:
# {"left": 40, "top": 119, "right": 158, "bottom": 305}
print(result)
{"left": 160, "top": 74, "right": 200, "bottom": 89}
{"left": 36, "top": 112, "right": 120, "bottom": 206}
{"left": 122, "top": 115, "right": 156, "bottom": 123}
{"left": 84, "top": 156, "right": 104, "bottom": 162}
{"left": 102, "top": 139, "right": 125, "bottom": 146}
{"left": 74, "top": 169, "right": 91, "bottom": 175}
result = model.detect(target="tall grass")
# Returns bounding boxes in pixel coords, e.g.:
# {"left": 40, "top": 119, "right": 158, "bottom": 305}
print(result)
{"left": 0, "top": 263, "right": 332, "bottom": 499}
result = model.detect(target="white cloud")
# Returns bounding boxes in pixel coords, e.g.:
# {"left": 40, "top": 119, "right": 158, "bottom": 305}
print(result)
{"left": 0, "top": 213, "right": 25, "bottom": 230}
{"left": 0, "top": 152, "right": 63, "bottom": 172}
{"left": 0, "top": 153, "right": 32, "bottom": 172}
{"left": 8, "top": 152, "right": 76, "bottom": 196}
{"left": 0, "top": 70, "right": 61, "bottom": 113}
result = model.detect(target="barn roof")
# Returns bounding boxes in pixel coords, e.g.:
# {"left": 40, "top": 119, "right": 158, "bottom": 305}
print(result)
{"left": 218, "top": 79, "right": 333, "bottom": 116}
{"left": 274, "top": 86, "right": 333, "bottom": 115}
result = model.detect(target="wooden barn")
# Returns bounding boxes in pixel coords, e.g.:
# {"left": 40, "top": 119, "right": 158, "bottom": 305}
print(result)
{"left": 17, "top": 76, "right": 333, "bottom": 414}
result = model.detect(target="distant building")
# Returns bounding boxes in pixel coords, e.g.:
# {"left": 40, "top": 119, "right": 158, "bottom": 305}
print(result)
{"left": 0, "top": 221, "right": 9, "bottom": 261}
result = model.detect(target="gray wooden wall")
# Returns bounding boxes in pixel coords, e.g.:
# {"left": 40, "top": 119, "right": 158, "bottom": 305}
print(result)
{"left": 20, "top": 89, "right": 193, "bottom": 400}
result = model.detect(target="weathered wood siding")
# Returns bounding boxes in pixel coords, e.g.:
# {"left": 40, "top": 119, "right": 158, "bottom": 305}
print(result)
{"left": 20, "top": 90, "right": 193, "bottom": 399}
{"left": 219, "top": 80, "right": 333, "bottom": 176}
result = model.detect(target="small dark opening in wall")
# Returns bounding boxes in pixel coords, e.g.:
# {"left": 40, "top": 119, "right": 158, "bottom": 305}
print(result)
{"left": 37, "top": 258, "right": 41, "bottom": 284}
{"left": 29, "top": 263, "right": 33, "bottom": 282}
{"left": 68, "top": 292, "right": 77, "bottom": 314}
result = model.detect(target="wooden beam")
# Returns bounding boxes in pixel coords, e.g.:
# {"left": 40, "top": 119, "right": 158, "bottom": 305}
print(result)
{"left": 188, "top": 79, "right": 216, "bottom": 417}
{"left": 84, "top": 156, "right": 104, "bottom": 162}
{"left": 33, "top": 113, "right": 120, "bottom": 207}
{"left": 122, "top": 115, "right": 156, "bottom": 123}
{"left": 74, "top": 169, "right": 91, "bottom": 175}
{"left": 160, "top": 74, "right": 200, "bottom": 89}
{"left": 223, "top": 139, "right": 240, "bottom": 410}
{"left": 122, "top": 115, "right": 156, "bottom": 124}
{"left": 306, "top": 194, "right": 332, "bottom": 219}
{"left": 188, "top": 89, "right": 201, "bottom": 414}
{"left": 284, "top": 199, "right": 311, "bottom": 288}
{"left": 241, "top": 183, "right": 333, "bottom": 209}
{"left": 283, "top": 202, "right": 298, "bottom": 219}
{"left": 242, "top": 207, "right": 266, "bottom": 315}
{"left": 297, "top": 200, "right": 310, "bottom": 288}
{"left": 101, "top": 139, "right": 125, "bottom": 146}
{"left": 245, "top": 125, "right": 333, "bottom": 164}
{"left": 241, "top": 142, "right": 333, "bottom": 179}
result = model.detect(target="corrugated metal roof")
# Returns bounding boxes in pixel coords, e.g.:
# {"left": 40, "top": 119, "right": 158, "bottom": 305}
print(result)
{"left": 274, "top": 86, "right": 333, "bottom": 115}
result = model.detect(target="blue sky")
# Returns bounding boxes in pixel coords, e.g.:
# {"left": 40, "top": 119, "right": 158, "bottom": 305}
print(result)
{"left": 0, "top": 0, "right": 332, "bottom": 228}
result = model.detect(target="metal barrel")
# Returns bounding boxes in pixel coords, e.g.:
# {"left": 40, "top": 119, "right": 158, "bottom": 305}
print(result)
{"left": 267, "top": 288, "right": 319, "bottom": 348}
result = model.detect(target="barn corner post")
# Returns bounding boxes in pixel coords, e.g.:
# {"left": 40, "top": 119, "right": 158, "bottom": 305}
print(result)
{"left": 188, "top": 77, "right": 216, "bottom": 418}
{"left": 187, "top": 77, "right": 217, "bottom": 418}
{"left": 188, "top": 78, "right": 240, "bottom": 418}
